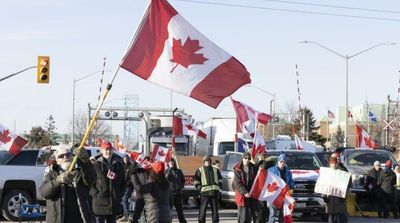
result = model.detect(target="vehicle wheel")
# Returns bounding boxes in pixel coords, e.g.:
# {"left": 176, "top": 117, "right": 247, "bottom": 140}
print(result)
{"left": 1, "top": 190, "right": 33, "bottom": 221}
{"left": 320, "top": 213, "right": 329, "bottom": 222}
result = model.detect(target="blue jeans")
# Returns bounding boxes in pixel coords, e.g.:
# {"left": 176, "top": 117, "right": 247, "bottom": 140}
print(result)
{"left": 95, "top": 215, "right": 116, "bottom": 223}
{"left": 122, "top": 186, "right": 133, "bottom": 216}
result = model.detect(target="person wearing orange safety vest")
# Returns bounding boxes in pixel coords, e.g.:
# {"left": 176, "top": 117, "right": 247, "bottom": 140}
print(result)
{"left": 193, "top": 155, "right": 222, "bottom": 223}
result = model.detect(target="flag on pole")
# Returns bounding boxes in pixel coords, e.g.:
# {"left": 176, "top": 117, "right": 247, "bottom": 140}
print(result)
{"left": 151, "top": 144, "right": 172, "bottom": 162}
{"left": 114, "top": 135, "right": 127, "bottom": 153}
{"left": 120, "top": 0, "right": 251, "bottom": 108}
{"left": 231, "top": 98, "right": 272, "bottom": 135}
{"left": 328, "top": 110, "right": 335, "bottom": 120}
{"left": 237, "top": 138, "right": 249, "bottom": 153}
{"left": 368, "top": 111, "right": 377, "bottom": 123}
{"left": 356, "top": 123, "right": 377, "bottom": 148}
{"left": 294, "top": 134, "right": 303, "bottom": 150}
{"left": 173, "top": 116, "right": 207, "bottom": 139}
{"left": 0, "top": 123, "right": 27, "bottom": 155}
{"left": 251, "top": 131, "right": 266, "bottom": 158}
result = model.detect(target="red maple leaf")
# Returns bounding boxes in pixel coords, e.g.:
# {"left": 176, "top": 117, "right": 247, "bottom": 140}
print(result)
{"left": 267, "top": 181, "right": 279, "bottom": 193}
{"left": 158, "top": 149, "right": 166, "bottom": 157}
{"left": 0, "top": 129, "right": 12, "bottom": 144}
{"left": 170, "top": 37, "right": 208, "bottom": 73}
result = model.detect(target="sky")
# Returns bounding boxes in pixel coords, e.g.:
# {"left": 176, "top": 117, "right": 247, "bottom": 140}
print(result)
{"left": 1, "top": 0, "right": 400, "bottom": 139}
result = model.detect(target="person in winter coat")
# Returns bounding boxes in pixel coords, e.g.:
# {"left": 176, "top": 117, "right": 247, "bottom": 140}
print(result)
{"left": 234, "top": 151, "right": 260, "bottom": 223}
{"left": 365, "top": 160, "right": 384, "bottom": 217}
{"left": 39, "top": 146, "right": 96, "bottom": 223}
{"left": 394, "top": 165, "right": 400, "bottom": 218}
{"left": 326, "top": 153, "right": 349, "bottom": 223}
{"left": 166, "top": 158, "right": 187, "bottom": 223}
{"left": 128, "top": 157, "right": 150, "bottom": 223}
{"left": 194, "top": 155, "right": 222, "bottom": 223}
{"left": 91, "top": 141, "right": 125, "bottom": 223}
{"left": 378, "top": 160, "right": 398, "bottom": 219}
{"left": 257, "top": 154, "right": 276, "bottom": 223}
{"left": 131, "top": 161, "right": 171, "bottom": 223}
{"left": 268, "top": 153, "right": 294, "bottom": 223}
{"left": 120, "top": 154, "right": 134, "bottom": 222}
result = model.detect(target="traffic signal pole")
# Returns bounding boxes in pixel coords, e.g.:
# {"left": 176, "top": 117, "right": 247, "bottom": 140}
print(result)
{"left": 0, "top": 66, "right": 36, "bottom": 82}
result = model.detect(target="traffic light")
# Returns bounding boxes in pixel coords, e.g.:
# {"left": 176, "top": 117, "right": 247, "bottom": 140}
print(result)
{"left": 37, "top": 56, "right": 50, "bottom": 84}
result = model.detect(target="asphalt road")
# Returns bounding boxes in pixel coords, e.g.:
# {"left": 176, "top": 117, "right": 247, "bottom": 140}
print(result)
{"left": 1, "top": 207, "right": 399, "bottom": 223}
{"left": 168, "top": 207, "right": 399, "bottom": 223}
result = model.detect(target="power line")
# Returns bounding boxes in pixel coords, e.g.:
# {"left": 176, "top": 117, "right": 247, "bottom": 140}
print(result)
{"left": 173, "top": 0, "right": 400, "bottom": 22}
{"left": 258, "top": 0, "right": 400, "bottom": 14}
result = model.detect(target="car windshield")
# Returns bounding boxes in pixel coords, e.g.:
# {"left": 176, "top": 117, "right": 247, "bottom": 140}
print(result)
{"left": 219, "top": 142, "right": 235, "bottom": 155}
{"left": 346, "top": 150, "right": 392, "bottom": 166}
{"left": 316, "top": 152, "right": 332, "bottom": 167}
{"left": 0, "top": 151, "right": 13, "bottom": 164}
{"left": 267, "top": 152, "right": 321, "bottom": 170}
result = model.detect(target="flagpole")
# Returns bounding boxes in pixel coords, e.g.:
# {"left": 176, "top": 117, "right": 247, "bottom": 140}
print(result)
{"left": 69, "top": 66, "right": 121, "bottom": 172}
{"left": 327, "top": 108, "right": 329, "bottom": 142}
{"left": 366, "top": 102, "right": 370, "bottom": 134}
{"left": 68, "top": 1, "right": 152, "bottom": 172}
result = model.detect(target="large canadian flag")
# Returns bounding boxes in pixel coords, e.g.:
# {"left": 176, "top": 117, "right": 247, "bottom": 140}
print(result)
{"left": 251, "top": 131, "right": 266, "bottom": 158}
{"left": 120, "top": 0, "right": 251, "bottom": 108}
{"left": 250, "top": 168, "right": 290, "bottom": 209}
{"left": 356, "top": 123, "right": 377, "bottom": 148}
{"left": 0, "top": 123, "right": 28, "bottom": 155}
{"left": 250, "top": 168, "right": 295, "bottom": 223}
{"left": 150, "top": 144, "right": 172, "bottom": 162}
{"left": 173, "top": 116, "right": 207, "bottom": 139}
{"left": 231, "top": 98, "right": 272, "bottom": 134}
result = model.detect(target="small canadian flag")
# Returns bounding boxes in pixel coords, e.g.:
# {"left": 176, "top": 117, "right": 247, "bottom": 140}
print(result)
{"left": 107, "top": 170, "right": 117, "bottom": 180}
{"left": 150, "top": 144, "right": 172, "bottom": 163}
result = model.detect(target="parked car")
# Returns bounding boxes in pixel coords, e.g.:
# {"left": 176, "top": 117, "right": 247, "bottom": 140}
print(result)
{"left": 340, "top": 148, "right": 398, "bottom": 192}
{"left": 220, "top": 150, "right": 328, "bottom": 221}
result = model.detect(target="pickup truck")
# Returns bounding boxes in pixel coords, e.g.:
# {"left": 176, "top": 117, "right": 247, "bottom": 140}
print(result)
{"left": 338, "top": 148, "right": 398, "bottom": 212}
{"left": 221, "top": 151, "right": 328, "bottom": 221}
{"left": 0, "top": 147, "right": 100, "bottom": 221}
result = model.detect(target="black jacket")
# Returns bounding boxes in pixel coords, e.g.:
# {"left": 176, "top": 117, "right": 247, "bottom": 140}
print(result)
{"left": 165, "top": 167, "right": 185, "bottom": 194}
{"left": 366, "top": 168, "right": 382, "bottom": 192}
{"left": 39, "top": 161, "right": 96, "bottom": 223}
{"left": 378, "top": 168, "right": 396, "bottom": 194}
{"left": 132, "top": 174, "right": 171, "bottom": 223}
{"left": 127, "top": 163, "right": 149, "bottom": 199}
{"left": 327, "top": 165, "right": 350, "bottom": 214}
{"left": 91, "top": 154, "right": 125, "bottom": 215}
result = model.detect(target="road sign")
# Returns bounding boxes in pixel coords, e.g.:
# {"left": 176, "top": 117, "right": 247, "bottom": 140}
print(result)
{"left": 383, "top": 120, "right": 394, "bottom": 130}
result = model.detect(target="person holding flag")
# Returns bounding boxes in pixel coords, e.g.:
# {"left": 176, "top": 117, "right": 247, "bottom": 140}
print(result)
{"left": 233, "top": 151, "right": 261, "bottom": 223}
{"left": 132, "top": 161, "right": 171, "bottom": 223}
{"left": 268, "top": 153, "right": 294, "bottom": 223}
{"left": 39, "top": 146, "right": 96, "bottom": 223}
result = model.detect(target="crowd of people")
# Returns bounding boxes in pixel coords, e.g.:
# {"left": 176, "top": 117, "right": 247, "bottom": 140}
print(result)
{"left": 365, "top": 159, "right": 400, "bottom": 219}
{"left": 39, "top": 141, "right": 400, "bottom": 223}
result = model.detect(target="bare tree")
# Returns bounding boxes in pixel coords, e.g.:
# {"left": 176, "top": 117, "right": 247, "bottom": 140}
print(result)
{"left": 69, "top": 111, "right": 112, "bottom": 145}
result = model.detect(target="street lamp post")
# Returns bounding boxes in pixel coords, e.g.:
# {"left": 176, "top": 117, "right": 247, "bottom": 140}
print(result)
{"left": 300, "top": 41, "right": 395, "bottom": 147}
{"left": 72, "top": 70, "right": 110, "bottom": 144}
{"left": 246, "top": 85, "right": 276, "bottom": 138}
